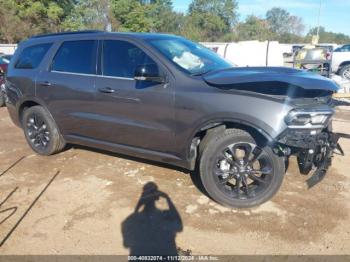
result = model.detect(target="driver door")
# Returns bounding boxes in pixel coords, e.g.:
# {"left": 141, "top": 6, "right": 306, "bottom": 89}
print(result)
{"left": 93, "top": 39, "right": 175, "bottom": 153}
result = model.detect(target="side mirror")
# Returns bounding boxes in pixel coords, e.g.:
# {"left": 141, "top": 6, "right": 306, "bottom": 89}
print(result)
{"left": 134, "top": 64, "right": 165, "bottom": 83}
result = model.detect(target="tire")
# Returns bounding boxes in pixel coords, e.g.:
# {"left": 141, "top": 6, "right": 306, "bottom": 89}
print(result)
{"left": 339, "top": 64, "right": 350, "bottom": 80}
{"left": 199, "top": 128, "right": 285, "bottom": 208}
{"left": 0, "top": 94, "right": 4, "bottom": 107}
{"left": 22, "top": 106, "right": 65, "bottom": 155}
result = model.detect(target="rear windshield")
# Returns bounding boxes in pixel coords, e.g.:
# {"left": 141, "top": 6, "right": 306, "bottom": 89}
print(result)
{"left": 15, "top": 43, "right": 52, "bottom": 69}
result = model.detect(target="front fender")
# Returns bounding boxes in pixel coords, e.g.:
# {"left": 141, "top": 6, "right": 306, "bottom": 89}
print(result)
{"left": 179, "top": 112, "right": 283, "bottom": 162}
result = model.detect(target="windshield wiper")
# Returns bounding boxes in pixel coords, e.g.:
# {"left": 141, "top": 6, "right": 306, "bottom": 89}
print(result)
{"left": 191, "top": 66, "right": 236, "bottom": 77}
{"left": 191, "top": 69, "right": 213, "bottom": 76}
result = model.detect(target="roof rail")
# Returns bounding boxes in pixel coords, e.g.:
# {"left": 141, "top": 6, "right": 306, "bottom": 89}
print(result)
{"left": 31, "top": 30, "right": 104, "bottom": 39}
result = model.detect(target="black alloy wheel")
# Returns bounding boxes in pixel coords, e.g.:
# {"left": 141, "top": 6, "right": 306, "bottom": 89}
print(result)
{"left": 22, "top": 106, "right": 66, "bottom": 155}
{"left": 26, "top": 113, "right": 51, "bottom": 150}
{"left": 212, "top": 142, "right": 274, "bottom": 200}
{"left": 199, "top": 128, "right": 285, "bottom": 208}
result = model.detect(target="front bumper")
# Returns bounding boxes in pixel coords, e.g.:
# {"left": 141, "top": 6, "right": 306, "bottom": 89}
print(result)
{"left": 277, "top": 128, "right": 347, "bottom": 188}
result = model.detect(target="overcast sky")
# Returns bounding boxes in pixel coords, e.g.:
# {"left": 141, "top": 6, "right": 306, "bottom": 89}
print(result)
{"left": 172, "top": 0, "right": 350, "bottom": 36}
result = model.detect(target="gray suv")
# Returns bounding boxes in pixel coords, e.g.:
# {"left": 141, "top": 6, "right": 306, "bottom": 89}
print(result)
{"left": 5, "top": 31, "right": 344, "bottom": 208}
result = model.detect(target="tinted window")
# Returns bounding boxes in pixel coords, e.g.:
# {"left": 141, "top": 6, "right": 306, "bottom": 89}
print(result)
{"left": 15, "top": 43, "right": 52, "bottom": 69}
{"left": 343, "top": 45, "right": 350, "bottom": 52}
{"left": 52, "top": 40, "right": 97, "bottom": 74}
{"left": 102, "top": 40, "right": 155, "bottom": 78}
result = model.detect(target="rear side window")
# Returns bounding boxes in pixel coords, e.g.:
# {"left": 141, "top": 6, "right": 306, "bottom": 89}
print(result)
{"left": 102, "top": 40, "right": 155, "bottom": 78}
{"left": 51, "top": 40, "right": 97, "bottom": 74}
{"left": 15, "top": 43, "right": 52, "bottom": 69}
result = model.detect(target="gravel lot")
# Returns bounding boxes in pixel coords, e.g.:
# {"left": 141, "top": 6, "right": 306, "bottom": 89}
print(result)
{"left": 0, "top": 103, "right": 350, "bottom": 255}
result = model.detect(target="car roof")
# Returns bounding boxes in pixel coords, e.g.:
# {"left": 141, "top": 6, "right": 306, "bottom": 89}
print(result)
{"left": 29, "top": 30, "right": 180, "bottom": 41}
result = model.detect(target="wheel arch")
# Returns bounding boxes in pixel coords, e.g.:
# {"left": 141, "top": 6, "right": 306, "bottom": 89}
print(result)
{"left": 339, "top": 61, "right": 350, "bottom": 68}
{"left": 18, "top": 100, "right": 40, "bottom": 123}
{"left": 186, "top": 118, "right": 274, "bottom": 170}
{"left": 17, "top": 97, "right": 53, "bottom": 128}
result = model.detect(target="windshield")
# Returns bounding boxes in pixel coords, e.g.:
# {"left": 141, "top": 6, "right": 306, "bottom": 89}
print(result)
{"left": 149, "top": 38, "right": 233, "bottom": 75}
{"left": 334, "top": 45, "right": 350, "bottom": 52}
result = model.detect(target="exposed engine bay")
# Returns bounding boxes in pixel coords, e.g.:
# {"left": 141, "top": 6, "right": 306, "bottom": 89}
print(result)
{"left": 277, "top": 128, "right": 348, "bottom": 188}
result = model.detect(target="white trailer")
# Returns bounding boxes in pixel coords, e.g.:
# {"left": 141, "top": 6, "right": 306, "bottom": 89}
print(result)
{"left": 201, "top": 40, "right": 284, "bottom": 67}
{"left": 0, "top": 44, "right": 17, "bottom": 55}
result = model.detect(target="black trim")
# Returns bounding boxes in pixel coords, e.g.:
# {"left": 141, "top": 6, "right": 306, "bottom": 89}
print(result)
{"left": 31, "top": 30, "right": 103, "bottom": 39}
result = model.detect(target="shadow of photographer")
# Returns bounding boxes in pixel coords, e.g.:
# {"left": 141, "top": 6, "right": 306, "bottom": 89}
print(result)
{"left": 122, "top": 182, "right": 183, "bottom": 256}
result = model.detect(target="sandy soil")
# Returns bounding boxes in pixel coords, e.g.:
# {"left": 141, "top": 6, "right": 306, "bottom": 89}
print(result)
{"left": 0, "top": 103, "right": 350, "bottom": 255}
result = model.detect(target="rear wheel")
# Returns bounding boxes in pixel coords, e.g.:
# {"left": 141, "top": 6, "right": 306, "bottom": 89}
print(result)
{"left": 0, "top": 94, "right": 4, "bottom": 107}
{"left": 199, "top": 128, "right": 285, "bottom": 208}
{"left": 22, "top": 106, "right": 65, "bottom": 155}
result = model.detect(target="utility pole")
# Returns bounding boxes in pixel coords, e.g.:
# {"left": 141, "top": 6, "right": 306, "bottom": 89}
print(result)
{"left": 316, "top": 0, "right": 322, "bottom": 43}
{"left": 104, "top": 0, "right": 112, "bottom": 32}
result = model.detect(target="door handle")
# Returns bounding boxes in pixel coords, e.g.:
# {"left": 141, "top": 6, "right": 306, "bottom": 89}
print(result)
{"left": 98, "top": 87, "right": 115, "bottom": 94}
{"left": 38, "top": 81, "right": 51, "bottom": 86}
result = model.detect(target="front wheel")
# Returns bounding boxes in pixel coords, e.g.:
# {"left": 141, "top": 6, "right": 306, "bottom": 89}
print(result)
{"left": 199, "top": 128, "right": 285, "bottom": 208}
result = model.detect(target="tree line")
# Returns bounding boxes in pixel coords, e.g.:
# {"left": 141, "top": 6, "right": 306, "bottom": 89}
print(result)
{"left": 0, "top": 0, "right": 349, "bottom": 44}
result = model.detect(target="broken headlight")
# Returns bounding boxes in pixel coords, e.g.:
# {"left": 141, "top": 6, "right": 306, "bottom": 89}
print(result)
{"left": 285, "top": 109, "right": 333, "bottom": 128}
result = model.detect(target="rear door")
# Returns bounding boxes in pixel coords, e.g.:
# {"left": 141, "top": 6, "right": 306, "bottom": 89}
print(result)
{"left": 36, "top": 40, "right": 98, "bottom": 138}
{"left": 93, "top": 39, "right": 175, "bottom": 152}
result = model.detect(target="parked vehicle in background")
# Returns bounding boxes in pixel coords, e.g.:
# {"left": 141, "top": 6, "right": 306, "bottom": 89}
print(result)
{"left": 279, "top": 44, "right": 295, "bottom": 58}
{"left": 292, "top": 45, "right": 304, "bottom": 56}
{"left": 0, "top": 71, "right": 5, "bottom": 107}
{"left": 332, "top": 44, "right": 350, "bottom": 80}
{"left": 0, "top": 55, "right": 12, "bottom": 106}
{"left": 294, "top": 46, "right": 332, "bottom": 77}
{"left": 0, "top": 44, "right": 17, "bottom": 55}
{"left": 4, "top": 31, "right": 345, "bottom": 208}
{"left": 315, "top": 44, "right": 339, "bottom": 53}
{"left": 0, "top": 54, "right": 12, "bottom": 73}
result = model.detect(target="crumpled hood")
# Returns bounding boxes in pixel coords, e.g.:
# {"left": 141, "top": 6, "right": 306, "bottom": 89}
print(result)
{"left": 203, "top": 67, "right": 339, "bottom": 96}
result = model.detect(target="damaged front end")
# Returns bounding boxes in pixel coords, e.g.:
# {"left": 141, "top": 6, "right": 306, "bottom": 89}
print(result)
{"left": 202, "top": 66, "right": 347, "bottom": 187}
{"left": 277, "top": 109, "right": 347, "bottom": 188}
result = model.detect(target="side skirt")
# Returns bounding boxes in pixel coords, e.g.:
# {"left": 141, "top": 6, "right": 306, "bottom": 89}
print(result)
{"left": 64, "top": 134, "right": 191, "bottom": 170}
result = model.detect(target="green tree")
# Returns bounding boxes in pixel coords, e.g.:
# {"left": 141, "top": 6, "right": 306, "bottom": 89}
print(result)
{"left": 62, "top": 0, "right": 117, "bottom": 31}
{"left": 150, "top": 0, "right": 182, "bottom": 33}
{"left": 0, "top": 0, "right": 30, "bottom": 43}
{"left": 306, "top": 27, "right": 350, "bottom": 44}
{"left": 110, "top": 0, "right": 181, "bottom": 32}
{"left": 235, "top": 15, "right": 272, "bottom": 41}
{"left": 186, "top": 0, "right": 238, "bottom": 41}
{"left": 0, "top": 0, "right": 76, "bottom": 42}
{"left": 265, "top": 7, "right": 305, "bottom": 43}
{"left": 288, "top": 15, "right": 304, "bottom": 36}
{"left": 266, "top": 7, "right": 290, "bottom": 35}
{"left": 189, "top": 0, "right": 238, "bottom": 27}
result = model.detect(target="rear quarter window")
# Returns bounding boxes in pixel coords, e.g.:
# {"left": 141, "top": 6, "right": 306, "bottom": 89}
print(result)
{"left": 15, "top": 43, "right": 52, "bottom": 69}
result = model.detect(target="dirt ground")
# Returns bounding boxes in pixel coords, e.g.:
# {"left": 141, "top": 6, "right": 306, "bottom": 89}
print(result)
{"left": 0, "top": 102, "right": 350, "bottom": 255}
